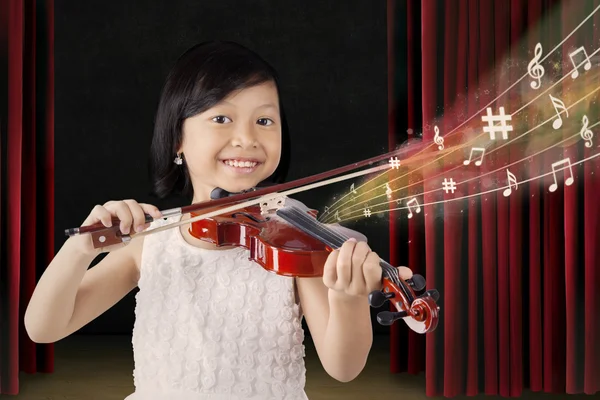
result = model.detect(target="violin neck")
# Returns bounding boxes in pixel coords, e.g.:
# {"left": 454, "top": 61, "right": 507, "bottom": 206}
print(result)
{"left": 276, "top": 206, "right": 397, "bottom": 282}
{"left": 276, "top": 206, "right": 349, "bottom": 249}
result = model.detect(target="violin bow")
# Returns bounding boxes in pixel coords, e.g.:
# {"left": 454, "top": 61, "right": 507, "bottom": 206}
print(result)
{"left": 65, "top": 137, "right": 432, "bottom": 247}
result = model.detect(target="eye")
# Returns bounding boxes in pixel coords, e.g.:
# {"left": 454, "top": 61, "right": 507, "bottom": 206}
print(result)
{"left": 257, "top": 118, "right": 274, "bottom": 126}
{"left": 212, "top": 116, "right": 232, "bottom": 124}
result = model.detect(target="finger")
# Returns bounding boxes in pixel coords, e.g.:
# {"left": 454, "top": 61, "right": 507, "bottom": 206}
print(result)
{"left": 349, "top": 241, "right": 370, "bottom": 294}
{"left": 336, "top": 238, "right": 356, "bottom": 289}
{"left": 105, "top": 201, "right": 133, "bottom": 234}
{"left": 364, "top": 252, "right": 383, "bottom": 291}
{"left": 140, "top": 203, "right": 163, "bottom": 219}
{"left": 124, "top": 199, "right": 147, "bottom": 233}
{"left": 90, "top": 205, "right": 113, "bottom": 227}
{"left": 138, "top": 203, "right": 162, "bottom": 230}
{"left": 397, "top": 266, "right": 413, "bottom": 280}
{"left": 322, "top": 250, "right": 339, "bottom": 288}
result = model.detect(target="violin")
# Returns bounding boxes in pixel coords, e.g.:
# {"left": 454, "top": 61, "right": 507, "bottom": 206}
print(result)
{"left": 65, "top": 144, "right": 441, "bottom": 334}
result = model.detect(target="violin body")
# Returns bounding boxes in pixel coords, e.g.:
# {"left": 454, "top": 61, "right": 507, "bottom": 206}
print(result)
{"left": 189, "top": 203, "right": 332, "bottom": 277}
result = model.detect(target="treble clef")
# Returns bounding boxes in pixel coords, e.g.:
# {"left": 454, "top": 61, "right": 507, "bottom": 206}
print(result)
{"left": 433, "top": 125, "right": 444, "bottom": 150}
{"left": 580, "top": 115, "right": 594, "bottom": 148}
{"left": 528, "top": 42, "right": 545, "bottom": 90}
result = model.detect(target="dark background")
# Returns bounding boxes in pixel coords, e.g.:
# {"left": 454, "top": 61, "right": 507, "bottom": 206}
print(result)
{"left": 54, "top": 1, "right": 391, "bottom": 335}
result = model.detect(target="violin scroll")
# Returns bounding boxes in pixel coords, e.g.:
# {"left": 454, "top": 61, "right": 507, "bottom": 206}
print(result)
{"left": 369, "top": 268, "right": 440, "bottom": 333}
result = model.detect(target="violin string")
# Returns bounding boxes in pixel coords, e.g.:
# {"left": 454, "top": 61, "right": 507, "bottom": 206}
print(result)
{"left": 321, "top": 74, "right": 600, "bottom": 224}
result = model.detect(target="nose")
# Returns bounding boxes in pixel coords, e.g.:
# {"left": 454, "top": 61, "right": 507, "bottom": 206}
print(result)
{"left": 230, "top": 121, "right": 258, "bottom": 148}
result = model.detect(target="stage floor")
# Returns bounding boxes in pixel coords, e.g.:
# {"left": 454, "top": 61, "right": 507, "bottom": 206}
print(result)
{"left": 14, "top": 334, "right": 594, "bottom": 399}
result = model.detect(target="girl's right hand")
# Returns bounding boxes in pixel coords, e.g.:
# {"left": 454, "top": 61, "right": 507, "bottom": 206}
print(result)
{"left": 73, "top": 199, "right": 163, "bottom": 255}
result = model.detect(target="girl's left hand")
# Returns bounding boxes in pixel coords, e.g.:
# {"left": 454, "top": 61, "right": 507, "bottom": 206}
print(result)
{"left": 322, "top": 238, "right": 413, "bottom": 299}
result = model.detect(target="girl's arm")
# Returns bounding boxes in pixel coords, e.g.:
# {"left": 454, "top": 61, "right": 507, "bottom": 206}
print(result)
{"left": 296, "top": 276, "right": 373, "bottom": 382}
{"left": 24, "top": 236, "right": 142, "bottom": 343}
{"left": 24, "top": 200, "right": 160, "bottom": 343}
{"left": 296, "top": 238, "right": 413, "bottom": 382}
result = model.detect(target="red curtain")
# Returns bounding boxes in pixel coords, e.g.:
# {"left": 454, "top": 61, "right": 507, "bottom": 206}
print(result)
{"left": 388, "top": 0, "right": 600, "bottom": 396}
{"left": 0, "top": 0, "right": 55, "bottom": 395}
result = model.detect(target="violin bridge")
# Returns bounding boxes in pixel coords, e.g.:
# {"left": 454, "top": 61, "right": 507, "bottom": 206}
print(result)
{"left": 259, "top": 194, "right": 286, "bottom": 215}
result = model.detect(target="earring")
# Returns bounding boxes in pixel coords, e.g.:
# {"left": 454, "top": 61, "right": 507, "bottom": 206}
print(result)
{"left": 174, "top": 153, "right": 183, "bottom": 165}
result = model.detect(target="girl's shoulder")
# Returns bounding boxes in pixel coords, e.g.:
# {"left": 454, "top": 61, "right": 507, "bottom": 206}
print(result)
{"left": 129, "top": 215, "right": 181, "bottom": 277}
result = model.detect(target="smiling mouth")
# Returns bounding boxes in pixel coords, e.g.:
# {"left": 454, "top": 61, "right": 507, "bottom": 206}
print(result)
{"left": 222, "top": 159, "right": 260, "bottom": 168}
{"left": 220, "top": 159, "right": 263, "bottom": 174}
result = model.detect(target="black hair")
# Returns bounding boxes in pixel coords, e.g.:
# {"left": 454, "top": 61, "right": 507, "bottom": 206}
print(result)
{"left": 149, "top": 40, "right": 291, "bottom": 199}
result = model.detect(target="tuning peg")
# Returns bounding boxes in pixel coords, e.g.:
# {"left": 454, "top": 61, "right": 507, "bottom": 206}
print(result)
{"left": 406, "top": 274, "right": 426, "bottom": 291}
{"left": 368, "top": 290, "right": 395, "bottom": 308}
{"left": 376, "top": 310, "right": 408, "bottom": 326}
{"left": 418, "top": 289, "right": 439, "bottom": 302}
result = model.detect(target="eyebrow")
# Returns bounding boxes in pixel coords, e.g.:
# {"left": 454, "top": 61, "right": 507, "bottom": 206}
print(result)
{"left": 256, "top": 103, "right": 279, "bottom": 111}
{"left": 219, "top": 101, "right": 278, "bottom": 110}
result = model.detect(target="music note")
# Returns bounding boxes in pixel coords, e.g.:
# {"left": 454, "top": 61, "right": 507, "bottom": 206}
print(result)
{"left": 463, "top": 147, "right": 485, "bottom": 166}
{"left": 333, "top": 210, "right": 341, "bottom": 222}
{"left": 324, "top": 206, "right": 330, "bottom": 214}
{"left": 580, "top": 115, "right": 594, "bottom": 148}
{"left": 568, "top": 46, "right": 592, "bottom": 79}
{"left": 385, "top": 183, "right": 392, "bottom": 199}
{"left": 549, "top": 158, "right": 574, "bottom": 192}
{"left": 406, "top": 198, "right": 421, "bottom": 219}
{"left": 503, "top": 169, "right": 518, "bottom": 197}
{"left": 349, "top": 183, "right": 357, "bottom": 201}
{"left": 549, "top": 94, "right": 568, "bottom": 129}
{"left": 528, "top": 42, "right": 545, "bottom": 89}
{"left": 433, "top": 125, "right": 444, "bottom": 150}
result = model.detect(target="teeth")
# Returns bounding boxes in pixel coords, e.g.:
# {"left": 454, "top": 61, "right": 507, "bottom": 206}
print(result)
{"left": 224, "top": 160, "right": 258, "bottom": 168}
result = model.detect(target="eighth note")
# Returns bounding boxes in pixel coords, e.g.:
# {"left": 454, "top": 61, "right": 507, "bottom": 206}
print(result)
{"left": 549, "top": 158, "right": 574, "bottom": 192}
{"left": 549, "top": 94, "right": 568, "bottom": 129}
{"left": 568, "top": 46, "right": 592, "bottom": 79}
{"left": 528, "top": 42, "right": 545, "bottom": 89}
{"left": 406, "top": 198, "right": 421, "bottom": 219}
{"left": 433, "top": 125, "right": 444, "bottom": 150}
{"left": 580, "top": 114, "right": 594, "bottom": 148}
{"left": 503, "top": 169, "right": 518, "bottom": 197}
{"left": 349, "top": 183, "right": 357, "bottom": 201}
{"left": 463, "top": 147, "right": 485, "bottom": 166}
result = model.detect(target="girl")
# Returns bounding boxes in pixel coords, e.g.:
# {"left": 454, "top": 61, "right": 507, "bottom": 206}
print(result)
{"left": 24, "top": 40, "right": 413, "bottom": 400}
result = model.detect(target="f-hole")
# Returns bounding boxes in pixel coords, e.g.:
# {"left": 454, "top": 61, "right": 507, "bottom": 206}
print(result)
{"left": 231, "top": 212, "right": 269, "bottom": 223}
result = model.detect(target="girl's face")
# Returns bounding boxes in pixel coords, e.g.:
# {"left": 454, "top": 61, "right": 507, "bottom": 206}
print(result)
{"left": 179, "top": 80, "right": 282, "bottom": 202}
